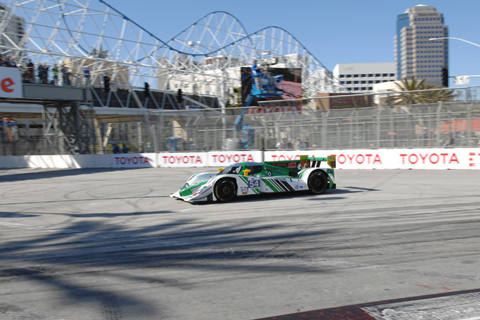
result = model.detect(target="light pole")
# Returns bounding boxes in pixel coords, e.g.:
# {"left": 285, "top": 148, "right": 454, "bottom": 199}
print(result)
{"left": 429, "top": 37, "right": 480, "bottom": 86}
{"left": 429, "top": 36, "right": 480, "bottom": 48}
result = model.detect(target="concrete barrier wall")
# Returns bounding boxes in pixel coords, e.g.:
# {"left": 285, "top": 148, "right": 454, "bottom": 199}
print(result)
{"left": 0, "top": 148, "right": 479, "bottom": 169}
{"left": 265, "top": 149, "right": 479, "bottom": 170}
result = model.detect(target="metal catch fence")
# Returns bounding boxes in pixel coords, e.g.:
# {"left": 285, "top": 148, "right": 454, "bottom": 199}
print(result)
{"left": 2, "top": 99, "right": 480, "bottom": 156}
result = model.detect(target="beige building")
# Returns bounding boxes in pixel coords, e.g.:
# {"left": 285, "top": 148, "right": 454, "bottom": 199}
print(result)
{"left": 395, "top": 5, "right": 449, "bottom": 87}
{"left": 333, "top": 62, "right": 396, "bottom": 93}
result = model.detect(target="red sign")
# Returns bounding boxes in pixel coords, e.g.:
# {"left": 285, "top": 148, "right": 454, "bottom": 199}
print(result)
{"left": 246, "top": 105, "right": 301, "bottom": 115}
{"left": 1, "top": 77, "right": 15, "bottom": 93}
{"left": 0, "top": 67, "right": 23, "bottom": 98}
{"left": 210, "top": 153, "right": 255, "bottom": 164}
{"left": 399, "top": 152, "right": 459, "bottom": 165}
{"left": 161, "top": 155, "right": 204, "bottom": 165}
{"left": 114, "top": 156, "right": 152, "bottom": 166}
{"left": 337, "top": 153, "right": 383, "bottom": 165}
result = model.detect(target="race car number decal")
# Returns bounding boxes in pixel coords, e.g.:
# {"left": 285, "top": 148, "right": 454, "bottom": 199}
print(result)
{"left": 248, "top": 178, "right": 261, "bottom": 188}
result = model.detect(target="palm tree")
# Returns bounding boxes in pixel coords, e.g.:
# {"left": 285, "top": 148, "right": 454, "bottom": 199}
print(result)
{"left": 393, "top": 78, "right": 457, "bottom": 105}
{"left": 393, "top": 78, "right": 425, "bottom": 105}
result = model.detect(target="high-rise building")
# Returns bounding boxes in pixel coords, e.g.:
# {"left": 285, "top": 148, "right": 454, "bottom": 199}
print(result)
{"left": 0, "top": 5, "right": 25, "bottom": 52}
{"left": 333, "top": 62, "right": 396, "bottom": 93}
{"left": 395, "top": 5, "right": 449, "bottom": 87}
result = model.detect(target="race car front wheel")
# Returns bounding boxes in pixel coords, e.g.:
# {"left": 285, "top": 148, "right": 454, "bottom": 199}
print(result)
{"left": 308, "top": 170, "right": 328, "bottom": 194}
{"left": 214, "top": 179, "right": 237, "bottom": 202}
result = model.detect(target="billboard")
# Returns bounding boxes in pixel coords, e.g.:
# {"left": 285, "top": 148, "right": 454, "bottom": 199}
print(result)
{"left": 241, "top": 66, "right": 302, "bottom": 114}
{"left": 315, "top": 93, "right": 373, "bottom": 110}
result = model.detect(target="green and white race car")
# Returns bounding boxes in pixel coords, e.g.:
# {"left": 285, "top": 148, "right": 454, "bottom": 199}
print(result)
{"left": 170, "top": 155, "right": 336, "bottom": 203}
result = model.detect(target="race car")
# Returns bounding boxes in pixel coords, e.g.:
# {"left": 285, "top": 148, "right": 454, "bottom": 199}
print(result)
{"left": 170, "top": 155, "right": 336, "bottom": 203}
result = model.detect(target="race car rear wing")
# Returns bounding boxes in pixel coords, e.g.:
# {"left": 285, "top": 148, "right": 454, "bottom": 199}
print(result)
{"left": 265, "top": 155, "right": 336, "bottom": 171}
{"left": 307, "top": 155, "right": 336, "bottom": 168}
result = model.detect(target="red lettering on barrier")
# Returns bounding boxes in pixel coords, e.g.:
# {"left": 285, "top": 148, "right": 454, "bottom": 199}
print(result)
{"left": 246, "top": 106, "right": 301, "bottom": 115}
{"left": 162, "top": 155, "right": 203, "bottom": 165}
{"left": 399, "top": 153, "right": 459, "bottom": 165}
{"left": 356, "top": 154, "right": 364, "bottom": 164}
{"left": 450, "top": 153, "right": 459, "bottom": 164}
{"left": 211, "top": 154, "right": 254, "bottom": 163}
{"left": 1, "top": 77, "right": 14, "bottom": 93}
{"left": 337, "top": 153, "right": 382, "bottom": 165}
{"left": 419, "top": 153, "right": 428, "bottom": 163}
{"left": 115, "top": 156, "right": 151, "bottom": 165}
{"left": 409, "top": 154, "right": 418, "bottom": 164}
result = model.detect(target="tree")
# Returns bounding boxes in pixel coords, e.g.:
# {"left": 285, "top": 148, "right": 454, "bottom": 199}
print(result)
{"left": 393, "top": 78, "right": 457, "bottom": 106}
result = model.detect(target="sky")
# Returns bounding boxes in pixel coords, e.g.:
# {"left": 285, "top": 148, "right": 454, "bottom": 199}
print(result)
{"left": 111, "top": 0, "right": 480, "bottom": 87}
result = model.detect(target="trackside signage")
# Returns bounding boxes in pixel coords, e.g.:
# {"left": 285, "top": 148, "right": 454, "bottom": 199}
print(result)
{"left": 159, "top": 152, "right": 207, "bottom": 167}
{"left": 265, "top": 149, "right": 479, "bottom": 169}
{"left": 245, "top": 105, "right": 301, "bottom": 115}
{"left": 113, "top": 153, "right": 156, "bottom": 168}
{"left": 208, "top": 151, "right": 262, "bottom": 166}
{"left": 0, "top": 67, "right": 23, "bottom": 98}
{"left": 1, "top": 149, "right": 480, "bottom": 169}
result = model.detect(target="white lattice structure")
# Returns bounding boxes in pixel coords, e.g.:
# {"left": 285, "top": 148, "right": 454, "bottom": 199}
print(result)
{"left": 0, "top": 0, "right": 344, "bottom": 109}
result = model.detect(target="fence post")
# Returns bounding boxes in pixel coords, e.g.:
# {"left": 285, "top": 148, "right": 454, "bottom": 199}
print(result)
{"left": 436, "top": 102, "right": 442, "bottom": 147}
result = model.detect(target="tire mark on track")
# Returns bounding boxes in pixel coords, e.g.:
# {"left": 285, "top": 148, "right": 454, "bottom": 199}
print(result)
{"left": 255, "top": 170, "right": 408, "bottom": 258}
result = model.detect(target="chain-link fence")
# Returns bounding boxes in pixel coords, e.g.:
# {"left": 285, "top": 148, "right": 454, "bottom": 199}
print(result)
{"left": 2, "top": 96, "right": 480, "bottom": 156}
{"left": 186, "top": 101, "right": 480, "bottom": 152}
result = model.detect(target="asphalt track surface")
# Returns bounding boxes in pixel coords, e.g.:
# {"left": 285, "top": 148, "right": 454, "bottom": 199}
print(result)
{"left": 0, "top": 168, "right": 479, "bottom": 320}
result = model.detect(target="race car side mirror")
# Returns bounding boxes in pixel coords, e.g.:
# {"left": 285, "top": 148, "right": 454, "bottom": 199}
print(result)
{"left": 243, "top": 169, "right": 251, "bottom": 176}
{"left": 218, "top": 167, "right": 223, "bottom": 173}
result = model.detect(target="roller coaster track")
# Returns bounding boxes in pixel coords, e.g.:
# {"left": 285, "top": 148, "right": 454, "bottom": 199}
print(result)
{"left": 0, "top": 0, "right": 344, "bottom": 110}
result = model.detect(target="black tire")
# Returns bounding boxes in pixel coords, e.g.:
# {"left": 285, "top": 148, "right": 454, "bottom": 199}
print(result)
{"left": 308, "top": 170, "right": 328, "bottom": 194}
{"left": 214, "top": 179, "right": 237, "bottom": 202}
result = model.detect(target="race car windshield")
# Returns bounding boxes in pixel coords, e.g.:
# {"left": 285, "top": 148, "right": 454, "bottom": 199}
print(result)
{"left": 218, "top": 164, "right": 242, "bottom": 175}
{"left": 181, "top": 172, "right": 215, "bottom": 190}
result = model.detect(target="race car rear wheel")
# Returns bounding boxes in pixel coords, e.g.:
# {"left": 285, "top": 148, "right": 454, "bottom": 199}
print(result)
{"left": 214, "top": 179, "right": 237, "bottom": 202}
{"left": 308, "top": 170, "right": 328, "bottom": 194}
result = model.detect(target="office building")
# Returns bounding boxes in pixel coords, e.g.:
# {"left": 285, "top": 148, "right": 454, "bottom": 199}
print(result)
{"left": 0, "top": 4, "right": 25, "bottom": 51}
{"left": 333, "top": 62, "right": 396, "bottom": 93}
{"left": 395, "top": 5, "right": 449, "bottom": 87}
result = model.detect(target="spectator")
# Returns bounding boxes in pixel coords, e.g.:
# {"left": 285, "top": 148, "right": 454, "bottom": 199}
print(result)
{"left": 61, "top": 64, "right": 69, "bottom": 86}
{"left": 112, "top": 144, "right": 121, "bottom": 154}
{"left": 52, "top": 64, "right": 59, "bottom": 85}
{"left": 286, "top": 138, "right": 293, "bottom": 150}
{"left": 37, "top": 63, "right": 43, "bottom": 83}
{"left": 39, "top": 64, "right": 49, "bottom": 84}
{"left": 304, "top": 137, "right": 309, "bottom": 149}
{"left": 444, "top": 133, "right": 455, "bottom": 147}
{"left": 146, "top": 142, "right": 153, "bottom": 152}
{"left": 83, "top": 67, "right": 91, "bottom": 86}
{"left": 294, "top": 138, "right": 306, "bottom": 150}
{"left": 26, "top": 59, "right": 34, "bottom": 83}
{"left": 121, "top": 144, "right": 130, "bottom": 153}
{"left": 276, "top": 138, "right": 285, "bottom": 150}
